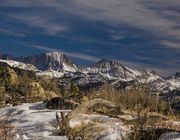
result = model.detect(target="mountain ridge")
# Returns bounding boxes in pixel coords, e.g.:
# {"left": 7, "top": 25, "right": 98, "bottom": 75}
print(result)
{"left": 0, "top": 51, "right": 180, "bottom": 108}
{"left": 0, "top": 51, "right": 178, "bottom": 79}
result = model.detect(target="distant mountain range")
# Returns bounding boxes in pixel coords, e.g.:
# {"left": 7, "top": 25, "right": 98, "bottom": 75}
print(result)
{"left": 0, "top": 51, "right": 160, "bottom": 80}
{"left": 0, "top": 51, "right": 179, "bottom": 109}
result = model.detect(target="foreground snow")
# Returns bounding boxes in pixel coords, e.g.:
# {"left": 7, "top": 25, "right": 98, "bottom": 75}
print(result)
{"left": 0, "top": 102, "right": 132, "bottom": 140}
{"left": 0, "top": 102, "right": 180, "bottom": 140}
{"left": 158, "top": 132, "right": 180, "bottom": 140}
{"left": 0, "top": 102, "right": 69, "bottom": 140}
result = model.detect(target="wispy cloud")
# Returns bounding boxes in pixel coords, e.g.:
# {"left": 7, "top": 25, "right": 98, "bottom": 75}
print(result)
{"left": 0, "top": 28, "right": 26, "bottom": 37}
{"left": 1, "top": 0, "right": 180, "bottom": 46}
{"left": 0, "top": 0, "right": 57, "bottom": 7}
{"left": 161, "top": 40, "right": 180, "bottom": 49}
{"left": 9, "top": 13, "right": 68, "bottom": 36}
{"left": 118, "top": 60, "right": 179, "bottom": 76}
{"left": 30, "top": 45, "right": 100, "bottom": 62}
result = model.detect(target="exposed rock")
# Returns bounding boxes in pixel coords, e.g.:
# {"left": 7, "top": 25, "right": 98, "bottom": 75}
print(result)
{"left": 45, "top": 97, "right": 79, "bottom": 110}
{"left": 18, "top": 51, "right": 78, "bottom": 72}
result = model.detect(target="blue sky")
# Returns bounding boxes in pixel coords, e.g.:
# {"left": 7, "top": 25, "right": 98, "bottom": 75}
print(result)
{"left": 0, "top": 0, "right": 180, "bottom": 75}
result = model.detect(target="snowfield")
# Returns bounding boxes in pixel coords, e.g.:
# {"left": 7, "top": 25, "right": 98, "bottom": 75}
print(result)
{"left": 0, "top": 102, "right": 132, "bottom": 140}
{"left": 0, "top": 102, "right": 69, "bottom": 140}
{"left": 0, "top": 102, "right": 180, "bottom": 140}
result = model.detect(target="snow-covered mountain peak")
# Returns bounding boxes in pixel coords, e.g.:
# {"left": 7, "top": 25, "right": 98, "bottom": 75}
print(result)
{"left": 43, "top": 51, "right": 75, "bottom": 71}
{"left": 93, "top": 59, "right": 124, "bottom": 70}
{"left": 18, "top": 51, "right": 78, "bottom": 72}
{"left": 45, "top": 51, "right": 64, "bottom": 61}
{"left": 81, "top": 59, "right": 143, "bottom": 80}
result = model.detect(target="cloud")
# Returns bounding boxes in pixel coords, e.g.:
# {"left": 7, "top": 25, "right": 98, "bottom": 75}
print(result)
{"left": 30, "top": 45, "right": 100, "bottom": 62}
{"left": 2, "top": 0, "right": 180, "bottom": 46}
{"left": 0, "top": 28, "right": 26, "bottom": 37}
{"left": 0, "top": 0, "right": 56, "bottom": 7}
{"left": 9, "top": 13, "right": 68, "bottom": 36}
{"left": 118, "top": 60, "right": 178, "bottom": 76}
{"left": 72, "top": 0, "right": 180, "bottom": 40}
{"left": 0, "top": 4, "right": 69, "bottom": 36}
{"left": 161, "top": 40, "right": 180, "bottom": 49}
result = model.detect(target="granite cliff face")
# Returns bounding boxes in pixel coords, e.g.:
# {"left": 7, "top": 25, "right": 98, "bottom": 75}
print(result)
{"left": 18, "top": 52, "right": 78, "bottom": 72}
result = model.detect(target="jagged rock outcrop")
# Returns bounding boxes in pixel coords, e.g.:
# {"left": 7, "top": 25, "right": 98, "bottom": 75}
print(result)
{"left": 18, "top": 51, "right": 78, "bottom": 72}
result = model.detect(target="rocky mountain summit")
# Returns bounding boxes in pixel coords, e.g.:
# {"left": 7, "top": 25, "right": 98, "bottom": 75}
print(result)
{"left": 17, "top": 51, "right": 78, "bottom": 72}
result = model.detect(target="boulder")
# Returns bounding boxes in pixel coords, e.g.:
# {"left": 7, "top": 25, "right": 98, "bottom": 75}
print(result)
{"left": 45, "top": 97, "right": 79, "bottom": 110}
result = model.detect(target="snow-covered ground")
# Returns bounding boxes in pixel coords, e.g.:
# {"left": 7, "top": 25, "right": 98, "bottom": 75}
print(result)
{"left": 0, "top": 102, "right": 69, "bottom": 140}
{"left": 0, "top": 102, "right": 132, "bottom": 140}
{"left": 0, "top": 102, "right": 179, "bottom": 140}
{"left": 158, "top": 132, "right": 180, "bottom": 140}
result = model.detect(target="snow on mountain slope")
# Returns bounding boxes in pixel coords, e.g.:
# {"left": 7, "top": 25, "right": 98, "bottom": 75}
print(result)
{"left": 62, "top": 62, "right": 77, "bottom": 72}
{"left": 124, "top": 66, "right": 142, "bottom": 76}
{"left": 137, "top": 70, "right": 163, "bottom": 83}
{"left": 168, "top": 79, "right": 180, "bottom": 90}
{"left": 0, "top": 59, "right": 38, "bottom": 71}
{"left": 82, "top": 59, "right": 143, "bottom": 80}
{"left": 36, "top": 70, "right": 64, "bottom": 78}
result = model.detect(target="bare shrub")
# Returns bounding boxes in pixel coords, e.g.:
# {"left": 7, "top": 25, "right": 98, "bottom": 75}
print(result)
{"left": 87, "top": 85, "right": 169, "bottom": 114}
{"left": 0, "top": 116, "right": 16, "bottom": 140}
